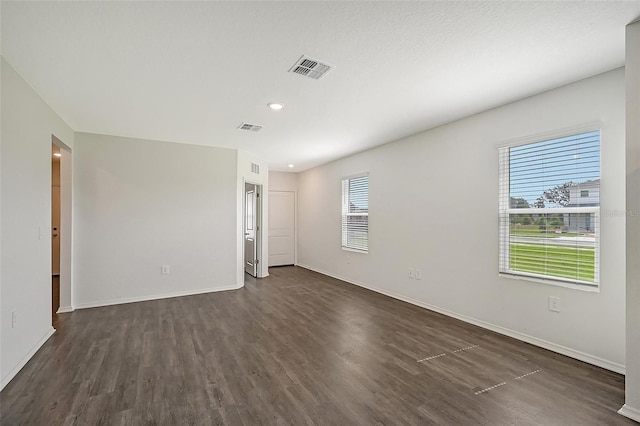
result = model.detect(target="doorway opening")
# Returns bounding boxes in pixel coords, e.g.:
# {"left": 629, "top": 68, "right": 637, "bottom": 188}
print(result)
{"left": 244, "top": 182, "right": 262, "bottom": 279}
{"left": 51, "top": 143, "right": 61, "bottom": 320}
{"left": 51, "top": 135, "right": 72, "bottom": 326}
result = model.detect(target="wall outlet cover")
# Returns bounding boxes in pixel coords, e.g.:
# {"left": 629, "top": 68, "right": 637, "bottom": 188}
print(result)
{"left": 548, "top": 296, "right": 561, "bottom": 312}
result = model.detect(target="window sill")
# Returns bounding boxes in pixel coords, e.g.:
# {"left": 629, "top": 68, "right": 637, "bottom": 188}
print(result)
{"left": 342, "top": 247, "right": 368, "bottom": 254}
{"left": 499, "top": 272, "right": 600, "bottom": 293}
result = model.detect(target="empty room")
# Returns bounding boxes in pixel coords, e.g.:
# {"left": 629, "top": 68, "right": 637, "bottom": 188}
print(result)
{"left": 2, "top": 1, "right": 640, "bottom": 425}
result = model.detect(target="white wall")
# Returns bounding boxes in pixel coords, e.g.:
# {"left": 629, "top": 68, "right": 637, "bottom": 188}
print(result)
{"left": 1, "top": 58, "right": 74, "bottom": 389}
{"left": 236, "top": 150, "right": 269, "bottom": 282}
{"left": 73, "top": 133, "right": 238, "bottom": 308}
{"left": 621, "top": 19, "right": 640, "bottom": 423}
{"left": 269, "top": 171, "right": 298, "bottom": 192}
{"left": 297, "top": 69, "right": 627, "bottom": 372}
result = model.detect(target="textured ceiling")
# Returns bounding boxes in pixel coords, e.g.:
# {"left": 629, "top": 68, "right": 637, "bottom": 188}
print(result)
{"left": 2, "top": 1, "right": 640, "bottom": 171}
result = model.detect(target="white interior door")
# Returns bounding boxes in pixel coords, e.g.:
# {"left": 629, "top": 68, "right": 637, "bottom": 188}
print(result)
{"left": 244, "top": 183, "right": 258, "bottom": 276}
{"left": 268, "top": 191, "right": 295, "bottom": 266}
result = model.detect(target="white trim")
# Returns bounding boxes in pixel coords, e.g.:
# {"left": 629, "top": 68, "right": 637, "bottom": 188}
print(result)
{"left": 498, "top": 146, "right": 511, "bottom": 273}
{"left": 296, "top": 263, "right": 625, "bottom": 375}
{"left": 56, "top": 305, "right": 75, "bottom": 313}
{"left": 74, "top": 284, "right": 243, "bottom": 310}
{"left": 499, "top": 272, "right": 599, "bottom": 292}
{"left": 618, "top": 404, "right": 640, "bottom": 422}
{"left": 1, "top": 327, "right": 55, "bottom": 391}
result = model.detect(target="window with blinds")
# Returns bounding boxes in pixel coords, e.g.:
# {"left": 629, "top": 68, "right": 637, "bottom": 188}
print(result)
{"left": 498, "top": 130, "right": 600, "bottom": 288}
{"left": 342, "top": 175, "right": 369, "bottom": 252}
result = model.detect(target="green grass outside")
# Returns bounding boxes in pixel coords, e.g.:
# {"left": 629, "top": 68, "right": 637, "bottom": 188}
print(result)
{"left": 510, "top": 243, "right": 595, "bottom": 282}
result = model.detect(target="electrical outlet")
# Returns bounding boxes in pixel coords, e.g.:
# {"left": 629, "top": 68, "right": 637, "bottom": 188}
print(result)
{"left": 11, "top": 311, "right": 17, "bottom": 328}
{"left": 415, "top": 269, "right": 422, "bottom": 280}
{"left": 408, "top": 268, "right": 414, "bottom": 279}
{"left": 161, "top": 265, "right": 170, "bottom": 275}
{"left": 548, "top": 296, "right": 560, "bottom": 312}
{"left": 346, "top": 255, "right": 351, "bottom": 264}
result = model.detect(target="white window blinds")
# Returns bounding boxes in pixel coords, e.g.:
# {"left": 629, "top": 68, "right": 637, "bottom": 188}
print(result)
{"left": 342, "top": 175, "right": 369, "bottom": 252}
{"left": 499, "top": 130, "right": 600, "bottom": 287}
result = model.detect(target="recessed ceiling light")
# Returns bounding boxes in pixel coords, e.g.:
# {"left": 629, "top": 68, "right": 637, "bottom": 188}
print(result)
{"left": 288, "top": 164, "right": 294, "bottom": 168}
{"left": 53, "top": 152, "right": 62, "bottom": 157}
{"left": 268, "top": 102, "right": 284, "bottom": 111}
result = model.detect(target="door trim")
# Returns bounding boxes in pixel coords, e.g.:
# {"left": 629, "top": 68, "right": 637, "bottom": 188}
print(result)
{"left": 51, "top": 135, "right": 73, "bottom": 315}
{"left": 243, "top": 181, "right": 262, "bottom": 280}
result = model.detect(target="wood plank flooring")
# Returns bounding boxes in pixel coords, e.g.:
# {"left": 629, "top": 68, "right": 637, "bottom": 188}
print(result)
{"left": 0, "top": 266, "right": 633, "bottom": 425}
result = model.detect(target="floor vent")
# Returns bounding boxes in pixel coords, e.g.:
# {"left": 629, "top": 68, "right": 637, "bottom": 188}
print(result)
{"left": 288, "top": 55, "right": 333, "bottom": 80}
{"left": 238, "top": 122, "right": 263, "bottom": 132}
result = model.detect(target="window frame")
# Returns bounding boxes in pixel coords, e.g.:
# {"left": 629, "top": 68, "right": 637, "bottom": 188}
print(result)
{"left": 341, "top": 173, "right": 369, "bottom": 253}
{"left": 498, "top": 127, "right": 601, "bottom": 292}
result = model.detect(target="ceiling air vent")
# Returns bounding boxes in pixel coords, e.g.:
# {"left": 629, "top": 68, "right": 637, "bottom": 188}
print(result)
{"left": 238, "top": 122, "right": 263, "bottom": 132}
{"left": 288, "top": 55, "right": 333, "bottom": 80}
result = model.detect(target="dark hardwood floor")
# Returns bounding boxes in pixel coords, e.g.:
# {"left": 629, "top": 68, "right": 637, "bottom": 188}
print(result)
{"left": 1, "top": 266, "right": 633, "bottom": 425}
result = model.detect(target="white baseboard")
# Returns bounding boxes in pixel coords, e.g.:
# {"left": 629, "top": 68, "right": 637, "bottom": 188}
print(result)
{"left": 297, "top": 263, "right": 625, "bottom": 375}
{"left": 57, "top": 306, "right": 74, "bottom": 313}
{"left": 74, "top": 284, "right": 243, "bottom": 310}
{"left": 1, "top": 326, "right": 55, "bottom": 391}
{"left": 619, "top": 404, "right": 640, "bottom": 422}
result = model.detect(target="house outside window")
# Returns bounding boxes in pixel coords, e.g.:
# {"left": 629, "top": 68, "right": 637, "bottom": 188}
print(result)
{"left": 499, "top": 130, "right": 600, "bottom": 289}
{"left": 341, "top": 175, "right": 368, "bottom": 252}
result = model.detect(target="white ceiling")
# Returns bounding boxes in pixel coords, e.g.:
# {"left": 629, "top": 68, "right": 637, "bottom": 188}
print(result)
{"left": 2, "top": 1, "right": 640, "bottom": 171}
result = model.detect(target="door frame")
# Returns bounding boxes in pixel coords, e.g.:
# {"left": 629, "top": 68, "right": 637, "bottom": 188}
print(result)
{"left": 243, "top": 180, "right": 263, "bottom": 281}
{"left": 51, "top": 135, "right": 73, "bottom": 315}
